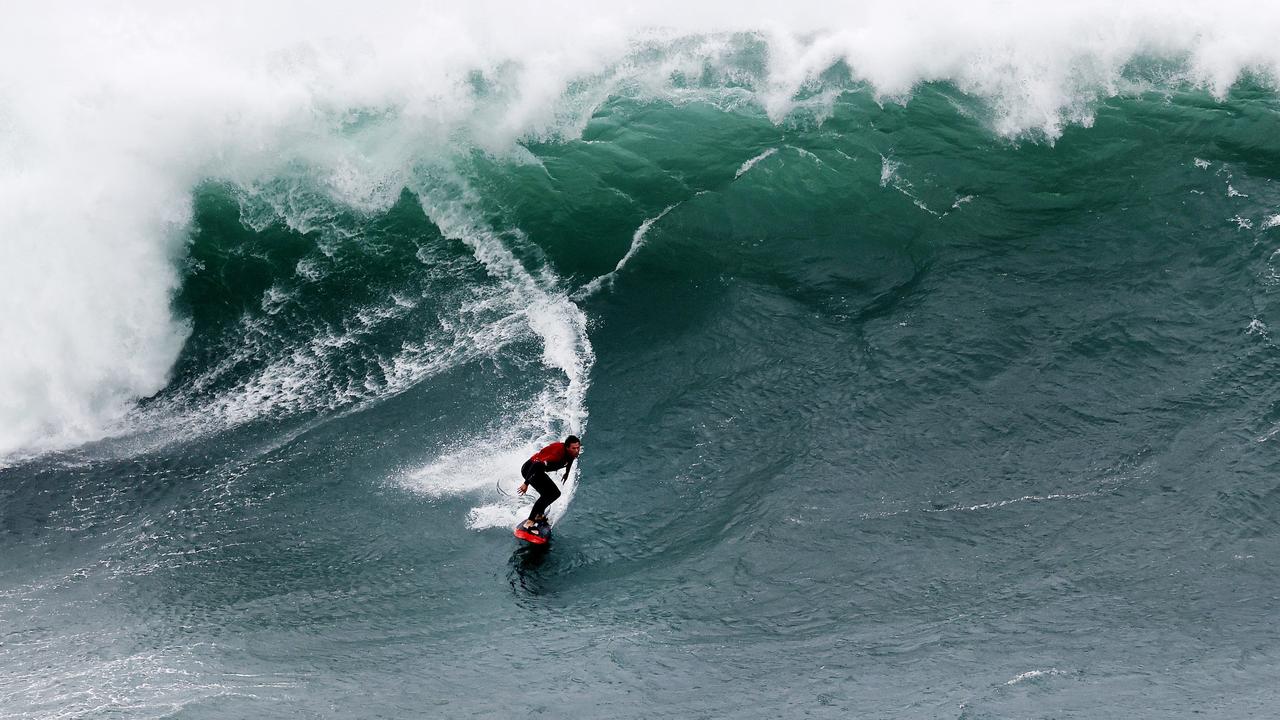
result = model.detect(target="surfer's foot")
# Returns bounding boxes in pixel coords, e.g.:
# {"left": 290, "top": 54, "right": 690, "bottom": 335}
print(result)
{"left": 523, "top": 519, "right": 536, "bottom": 529}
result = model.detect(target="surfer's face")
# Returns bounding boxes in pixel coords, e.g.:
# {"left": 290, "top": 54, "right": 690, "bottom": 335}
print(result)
{"left": 567, "top": 441, "right": 581, "bottom": 457}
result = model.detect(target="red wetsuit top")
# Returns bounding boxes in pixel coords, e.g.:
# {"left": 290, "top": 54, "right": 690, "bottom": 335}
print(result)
{"left": 528, "top": 442, "right": 575, "bottom": 474}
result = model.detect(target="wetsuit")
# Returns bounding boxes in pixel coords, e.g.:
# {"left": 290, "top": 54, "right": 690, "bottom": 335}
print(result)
{"left": 522, "top": 442, "right": 575, "bottom": 521}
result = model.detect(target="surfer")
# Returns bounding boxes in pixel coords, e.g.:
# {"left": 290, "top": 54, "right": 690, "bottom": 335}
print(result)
{"left": 517, "top": 435, "right": 581, "bottom": 530}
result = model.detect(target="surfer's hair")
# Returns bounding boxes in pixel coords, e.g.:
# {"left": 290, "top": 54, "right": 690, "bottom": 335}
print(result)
{"left": 565, "top": 435, "right": 581, "bottom": 445}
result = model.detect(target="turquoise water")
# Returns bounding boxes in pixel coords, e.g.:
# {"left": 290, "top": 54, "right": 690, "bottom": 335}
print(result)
{"left": 5, "top": 19, "right": 1280, "bottom": 718}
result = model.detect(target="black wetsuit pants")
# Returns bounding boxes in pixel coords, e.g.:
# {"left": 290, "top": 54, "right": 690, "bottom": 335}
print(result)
{"left": 522, "top": 460, "right": 561, "bottom": 520}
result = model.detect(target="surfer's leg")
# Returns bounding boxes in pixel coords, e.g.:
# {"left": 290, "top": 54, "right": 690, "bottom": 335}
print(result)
{"left": 526, "top": 471, "right": 560, "bottom": 521}
{"left": 519, "top": 460, "right": 540, "bottom": 527}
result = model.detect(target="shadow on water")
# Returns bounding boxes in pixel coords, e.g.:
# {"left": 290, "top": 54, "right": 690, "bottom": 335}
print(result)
{"left": 507, "top": 542, "right": 553, "bottom": 597}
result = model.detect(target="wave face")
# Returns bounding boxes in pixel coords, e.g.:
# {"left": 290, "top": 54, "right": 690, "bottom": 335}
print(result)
{"left": 4, "top": 4, "right": 1280, "bottom": 718}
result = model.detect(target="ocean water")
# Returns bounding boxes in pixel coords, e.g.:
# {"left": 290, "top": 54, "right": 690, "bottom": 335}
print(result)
{"left": 3, "top": 3, "right": 1280, "bottom": 718}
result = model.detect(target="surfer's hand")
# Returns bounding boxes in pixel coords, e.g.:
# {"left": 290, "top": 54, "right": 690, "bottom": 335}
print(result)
{"left": 517, "top": 483, "right": 528, "bottom": 495}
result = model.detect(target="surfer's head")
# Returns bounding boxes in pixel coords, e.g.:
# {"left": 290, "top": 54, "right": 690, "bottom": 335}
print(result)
{"left": 565, "top": 435, "right": 581, "bottom": 456}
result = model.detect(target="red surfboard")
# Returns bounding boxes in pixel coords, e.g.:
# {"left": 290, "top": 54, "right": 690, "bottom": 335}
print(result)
{"left": 513, "top": 517, "right": 552, "bottom": 545}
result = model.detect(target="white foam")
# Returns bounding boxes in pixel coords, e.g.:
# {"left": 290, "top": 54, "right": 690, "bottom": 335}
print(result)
{"left": 1005, "top": 668, "right": 1066, "bottom": 685}
{"left": 467, "top": 502, "right": 528, "bottom": 531}
{"left": 928, "top": 490, "right": 1102, "bottom": 513}
{"left": 880, "top": 155, "right": 944, "bottom": 217}
{"left": 785, "top": 145, "right": 825, "bottom": 165}
{"left": 5, "top": 0, "right": 1280, "bottom": 460}
{"left": 398, "top": 396, "right": 584, "bottom": 530}
{"left": 735, "top": 147, "right": 779, "bottom": 178}
{"left": 402, "top": 438, "right": 538, "bottom": 499}
{"left": 0, "top": 641, "right": 300, "bottom": 719}
{"left": 879, "top": 156, "right": 902, "bottom": 188}
{"left": 576, "top": 202, "right": 681, "bottom": 299}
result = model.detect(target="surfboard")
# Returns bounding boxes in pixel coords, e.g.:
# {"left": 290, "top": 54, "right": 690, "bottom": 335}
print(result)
{"left": 513, "top": 517, "right": 552, "bottom": 545}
